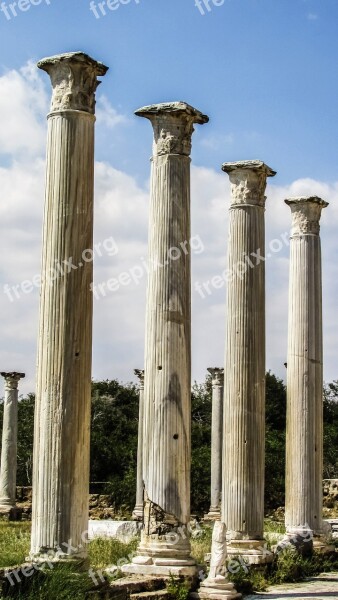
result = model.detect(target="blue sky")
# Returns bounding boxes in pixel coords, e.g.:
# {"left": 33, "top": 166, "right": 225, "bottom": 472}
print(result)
{"left": 1, "top": 0, "right": 338, "bottom": 393}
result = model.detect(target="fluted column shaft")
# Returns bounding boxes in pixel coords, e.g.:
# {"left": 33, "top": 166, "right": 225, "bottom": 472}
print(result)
{"left": 0, "top": 373, "right": 25, "bottom": 508}
{"left": 206, "top": 368, "right": 224, "bottom": 520}
{"left": 222, "top": 160, "right": 276, "bottom": 561}
{"left": 30, "top": 52, "right": 108, "bottom": 559}
{"left": 123, "top": 102, "right": 208, "bottom": 576}
{"left": 133, "top": 369, "right": 145, "bottom": 521}
{"left": 285, "top": 196, "right": 328, "bottom": 542}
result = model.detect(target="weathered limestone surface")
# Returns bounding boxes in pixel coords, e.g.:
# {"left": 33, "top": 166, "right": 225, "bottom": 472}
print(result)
{"left": 30, "top": 52, "right": 108, "bottom": 560}
{"left": 0, "top": 373, "right": 25, "bottom": 512}
{"left": 222, "top": 160, "right": 276, "bottom": 563}
{"left": 133, "top": 369, "right": 145, "bottom": 521}
{"left": 193, "top": 522, "right": 241, "bottom": 600}
{"left": 205, "top": 368, "right": 224, "bottom": 521}
{"left": 284, "top": 196, "right": 329, "bottom": 552}
{"left": 123, "top": 102, "right": 208, "bottom": 577}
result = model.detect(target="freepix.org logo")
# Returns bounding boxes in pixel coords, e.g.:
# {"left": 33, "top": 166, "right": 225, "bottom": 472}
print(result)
{"left": 195, "top": 0, "right": 226, "bottom": 16}
{"left": 0, "top": 0, "right": 51, "bottom": 20}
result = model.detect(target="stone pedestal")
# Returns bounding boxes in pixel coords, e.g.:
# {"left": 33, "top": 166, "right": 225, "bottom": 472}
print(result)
{"left": 133, "top": 369, "right": 145, "bottom": 521}
{"left": 30, "top": 52, "right": 108, "bottom": 561}
{"left": 283, "top": 196, "right": 331, "bottom": 554}
{"left": 205, "top": 369, "right": 224, "bottom": 521}
{"left": 0, "top": 372, "right": 25, "bottom": 518}
{"left": 221, "top": 160, "right": 276, "bottom": 564}
{"left": 122, "top": 102, "right": 208, "bottom": 577}
{"left": 193, "top": 522, "right": 241, "bottom": 600}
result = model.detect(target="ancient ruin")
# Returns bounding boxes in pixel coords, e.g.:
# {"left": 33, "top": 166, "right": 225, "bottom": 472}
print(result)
{"left": 132, "top": 369, "right": 145, "bottom": 521}
{"left": 122, "top": 102, "right": 208, "bottom": 577}
{"left": 221, "top": 160, "right": 276, "bottom": 564}
{"left": 284, "top": 196, "right": 329, "bottom": 552}
{"left": 0, "top": 372, "right": 25, "bottom": 517}
{"left": 205, "top": 368, "right": 224, "bottom": 521}
{"left": 30, "top": 52, "right": 108, "bottom": 560}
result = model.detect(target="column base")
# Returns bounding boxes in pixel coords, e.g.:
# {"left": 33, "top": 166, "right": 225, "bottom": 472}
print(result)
{"left": 121, "top": 559, "right": 197, "bottom": 578}
{"left": 132, "top": 505, "right": 144, "bottom": 521}
{"left": 29, "top": 549, "right": 88, "bottom": 563}
{"left": 121, "top": 530, "right": 197, "bottom": 577}
{"left": 204, "top": 508, "right": 221, "bottom": 522}
{"left": 226, "top": 539, "right": 273, "bottom": 565}
{"left": 192, "top": 576, "right": 241, "bottom": 600}
{"left": 0, "top": 505, "right": 22, "bottom": 521}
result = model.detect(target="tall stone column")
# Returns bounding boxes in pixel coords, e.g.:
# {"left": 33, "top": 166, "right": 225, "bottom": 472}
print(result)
{"left": 133, "top": 369, "right": 145, "bottom": 521}
{"left": 205, "top": 368, "right": 224, "bottom": 521}
{"left": 222, "top": 160, "right": 276, "bottom": 564}
{"left": 30, "top": 52, "right": 108, "bottom": 560}
{"left": 123, "top": 102, "right": 208, "bottom": 577}
{"left": 284, "top": 196, "right": 328, "bottom": 553}
{"left": 0, "top": 372, "right": 25, "bottom": 516}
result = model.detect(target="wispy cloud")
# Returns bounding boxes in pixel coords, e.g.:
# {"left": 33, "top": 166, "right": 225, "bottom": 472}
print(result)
{"left": 307, "top": 13, "right": 318, "bottom": 20}
{"left": 199, "top": 133, "right": 234, "bottom": 150}
{"left": 96, "top": 95, "right": 127, "bottom": 129}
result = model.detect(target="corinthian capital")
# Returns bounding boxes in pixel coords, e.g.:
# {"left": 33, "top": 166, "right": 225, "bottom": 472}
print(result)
{"left": 207, "top": 368, "right": 224, "bottom": 387}
{"left": 38, "top": 51, "right": 108, "bottom": 115}
{"left": 1, "top": 372, "right": 25, "bottom": 391}
{"left": 222, "top": 160, "right": 276, "bottom": 207}
{"left": 135, "top": 102, "right": 209, "bottom": 157}
{"left": 285, "top": 196, "right": 328, "bottom": 236}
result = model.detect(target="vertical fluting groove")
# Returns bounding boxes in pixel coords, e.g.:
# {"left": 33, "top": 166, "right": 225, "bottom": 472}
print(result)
{"left": 223, "top": 205, "right": 265, "bottom": 539}
{"left": 31, "top": 112, "right": 95, "bottom": 557}
{"left": 221, "top": 160, "right": 275, "bottom": 553}
{"left": 143, "top": 154, "right": 191, "bottom": 522}
{"left": 285, "top": 196, "right": 327, "bottom": 539}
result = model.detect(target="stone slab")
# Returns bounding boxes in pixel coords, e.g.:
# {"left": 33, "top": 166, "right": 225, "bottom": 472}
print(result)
{"left": 244, "top": 572, "right": 338, "bottom": 599}
{"left": 88, "top": 520, "right": 141, "bottom": 542}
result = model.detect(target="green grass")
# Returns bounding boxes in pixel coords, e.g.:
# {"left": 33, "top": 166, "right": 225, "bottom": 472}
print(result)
{"left": 88, "top": 535, "right": 138, "bottom": 573}
{"left": 0, "top": 522, "right": 337, "bottom": 599}
{"left": 190, "top": 525, "right": 212, "bottom": 567}
{"left": 0, "top": 523, "right": 140, "bottom": 598}
{"left": 0, "top": 523, "right": 30, "bottom": 568}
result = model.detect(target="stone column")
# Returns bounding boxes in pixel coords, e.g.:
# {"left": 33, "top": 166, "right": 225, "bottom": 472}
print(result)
{"left": 30, "top": 52, "right": 108, "bottom": 560}
{"left": 205, "top": 368, "right": 224, "bottom": 521}
{"left": 222, "top": 160, "right": 276, "bottom": 564}
{"left": 284, "top": 196, "right": 329, "bottom": 553}
{"left": 133, "top": 369, "right": 145, "bottom": 521}
{"left": 123, "top": 102, "right": 208, "bottom": 577}
{"left": 0, "top": 372, "right": 25, "bottom": 516}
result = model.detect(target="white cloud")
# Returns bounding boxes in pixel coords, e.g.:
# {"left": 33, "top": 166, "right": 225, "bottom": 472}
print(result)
{"left": 1, "top": 64, "right": 338, "bottom": 397}
{"left": 200, "top": 133, "right": 235, "bottom": 150}
{"left": 96, "top": 95, "right": 127, "bottom": 129}
{"left": 0, "top": 61, "right": 48, "bottom": 158}
{"left": 307, "top": 13, "right": 318, "bottom": 20}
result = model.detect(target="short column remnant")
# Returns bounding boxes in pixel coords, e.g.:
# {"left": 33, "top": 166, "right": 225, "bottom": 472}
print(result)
{"left": 193, "top": 522, "right": 241, "bottom": 600}
{"left": 122, "top": 102, "right": 209, "bottom": 577}
{"left": 133, "top": 369, "right": 145, "bottom": 521}
{"left": 0, "top": 372, "right": 25, "bottom": 518}
{"left": 222, "top": 160, "right": 276, "bottom": 564}
{"left": 205, "top": 368, "right": 224, "bottom": 521}
{"left": 283, "top": 196, "right": 331, "bottom": 554}
{"left": 30, "top": 52, "right": 108, "bottom": 561}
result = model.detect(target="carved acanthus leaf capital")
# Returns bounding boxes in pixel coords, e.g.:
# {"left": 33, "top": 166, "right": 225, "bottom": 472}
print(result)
{"left": 207, "top": 368, "right": 224, "bottom": 387}
{"left": 1, "top": 372, "right": 25, "bottom": 391}
{"left": 135, "top": 102, "right": 209, "bottom": 157}
{"left": 38, "top": 52, "right": 108, "bottom": 115}
{"left": 285, "top": 196, "right": 328, "bottom": 236}
{"left": 222, "top": 160, "right": 276, "bottom": 207}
